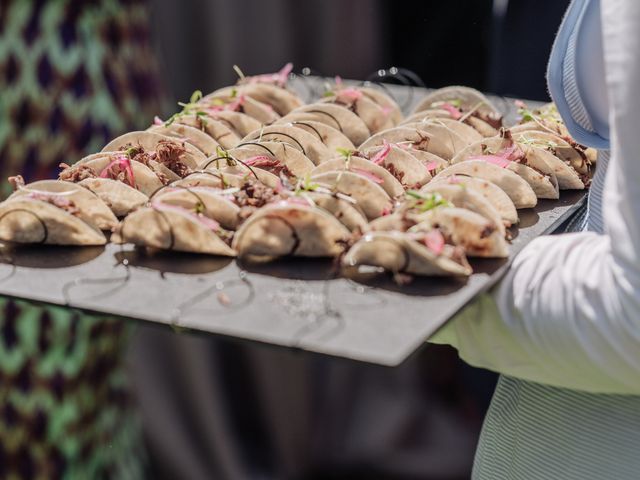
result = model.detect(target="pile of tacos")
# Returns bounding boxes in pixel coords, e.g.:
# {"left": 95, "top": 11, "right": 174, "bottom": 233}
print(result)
{"left": 0, "top": 65, "right": 593, "bottom": 280}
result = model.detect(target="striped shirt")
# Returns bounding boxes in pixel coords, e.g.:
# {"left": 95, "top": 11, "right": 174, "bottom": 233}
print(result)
{"left": 432, "top": 1, "right": 640, "bottom": 477}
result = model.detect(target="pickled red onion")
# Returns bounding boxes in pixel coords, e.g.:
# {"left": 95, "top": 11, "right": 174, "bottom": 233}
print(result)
{"left": 423, "top": 229, "right": 445, "bottom": 255}
{"left": 150, "top": 200, "right": 221, "bottom": 232}
{"left": 468, "top": 155, "right": 511, "bottom": 168}
{"left": 441, "top": 103, "right": 462, "bottom": 120}
{"left": 370, "top": 141, "right": 392, "bottom": 165}
{"left": 352, "top": 168, "right": 384, "bottom": 184}
{"left": 100, "top": 155, "right": 136, "bottom": 188}
{"left": 424, "top": 161, "right": 440, "bottom": 172}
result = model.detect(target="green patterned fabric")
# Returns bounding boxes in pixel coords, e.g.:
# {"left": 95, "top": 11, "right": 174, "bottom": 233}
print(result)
{"left": 0, "top": 0, "right": 164, "bottom": 195}
{"left": 0, "top": 299, "right": 145, "bottom": 479}
{"left": 0, "top": 0, "right": 164, "bottom": 478}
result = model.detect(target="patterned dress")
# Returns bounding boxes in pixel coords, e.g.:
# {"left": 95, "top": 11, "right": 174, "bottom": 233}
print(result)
{"left": 0, "top": 1, "right": 164, "bottom": 478}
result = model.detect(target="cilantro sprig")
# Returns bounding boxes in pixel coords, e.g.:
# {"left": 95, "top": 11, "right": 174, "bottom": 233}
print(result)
{"left": 406, "top": 190, "right": 453, "bottom": 212}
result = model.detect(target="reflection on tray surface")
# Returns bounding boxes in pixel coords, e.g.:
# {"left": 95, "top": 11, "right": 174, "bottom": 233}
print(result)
{"left": 238, "top": 256, "right": 338, "bottom": 281}
{"left": 114, "top": 248, "right": 232, "bottom": 275}
{"left": 342, "top": 266, "right": 468, "bottom": 297}
{"left": 0, "top": 244, "right": 105, "bottom": 269}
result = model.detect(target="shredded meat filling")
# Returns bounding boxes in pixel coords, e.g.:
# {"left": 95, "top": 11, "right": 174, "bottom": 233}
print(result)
{"left": 8, "top": 175, "right": 25, "bottom": 191}
{"left": 233, "top": 180, "right": 279, "bottom": 219}
{"left": 58, "top": 163, "right": 97, "bottom": 182}
{"left": 28, "top": 193, "right": 79, "bottom": 216}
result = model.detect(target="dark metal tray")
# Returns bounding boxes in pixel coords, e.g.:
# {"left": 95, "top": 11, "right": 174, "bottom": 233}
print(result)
{"left": 0, "top": 81, "right": 586, "bottom": 366}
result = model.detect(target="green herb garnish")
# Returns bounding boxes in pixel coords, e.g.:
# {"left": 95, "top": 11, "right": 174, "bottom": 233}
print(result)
{"left": 406, "top": 190, "right": 453, "bottom": 212}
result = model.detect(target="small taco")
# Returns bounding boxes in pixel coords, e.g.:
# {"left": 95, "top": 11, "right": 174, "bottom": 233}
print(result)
{"left": 404, "top": 117, "right": 482, "bottom": 144}
{"left": 229, "top": 141, "right": 315, "bottom": 178}
{"left": 276, "top": 117, "right": 355, "bottom": 152}
{"left": 347, "top": 85, "right": 403, "bottom": 125}
{"left": 233, "top": 201, "right": 351, "bottom": 258}
{"left": 151, "top": 186, "right": 243, "bottom": 230}
{"left": 414, "top": 184, "right": 505, "bottom": 236}
{"left": 512, "top": 130, "right": 590, "bottom": 179}
{"left": 201, "top": 151, "right": 282, "bottom": 189}
{"left": 203, "top": 110, "right": 262, "bottom": 138}
{"left": 432, "top": 161, "right": 537, "bottom": 209}
{"left": 112, "top": 200, "right": 235, "bottom": 256}
{"left": 309, "top": 154, "right": 405, "bottom": 198}
{"left": 358, "top": 143, "right": 432, "bottom": 189}
{"left": 299, "top": 190, "right": 368, "bottom": 232}
{"left": 200, "top": 92, "right": 280, "bottom": 124}
{"left": 172, "top": 114, "right": 241, "bottom": 149}
{"left": 287, "top": 103, "right": 371, "bottom": 146}
{"left": 359, "top": 126, "right": 462, "bottom": 161}
{"left": 172, "top": 171, "right": 244, "bottom": 190}
{"left": 242, "top": 125, "right": 331, "bottom": 165}
{"left": 320, "top": 88, "right": 395, "bottom": 134}
{"left": 310, "top": 170, "right": 393, "bottom": 220}
{"left": 148, "top": 122, "right": 221, "bottom": 157}
{"left": 412, "top": 86, "right": 503, "bottom": 136}
{"left": 8, "top": 177, "right": 117, "bottom": 230}
{"left": 0, "top": 195, "right": 106, "bottom": 246}
{"left": 61, "top": 152, "right": 168, "bottom": 195}
{"left": 368, "top": 205, "right": 508, "bottom": 258}
{"left": 452, "top": 133, "right": 560, "bottom": 199}
{"left": 102, "top": 131, "right": 205, "bottom": 169}
{"left": 343, "top": 230, "right": 472, "bottom": 277}
{"left": 211, "top": 83, "right": 303, "bottom": 116}
{"left": 413, "top": 86, "right": 500, "bottom": 117}
{"left": 429, "top": 174, "right": 518, "bottom": 226}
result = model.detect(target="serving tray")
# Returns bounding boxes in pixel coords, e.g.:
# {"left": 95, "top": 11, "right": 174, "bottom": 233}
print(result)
{"left": 0, "top": 79, "right": 586, "bottom": 366}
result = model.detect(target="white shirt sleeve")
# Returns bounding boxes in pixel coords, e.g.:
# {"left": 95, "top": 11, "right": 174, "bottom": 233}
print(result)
{"left": 431, "top": 0, "right": 640, "bottom": 395}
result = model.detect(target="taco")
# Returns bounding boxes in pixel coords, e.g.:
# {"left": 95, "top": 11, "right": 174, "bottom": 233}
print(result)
{"left": 112, "top": 201, "right": 235, "bottom": 256}
{"left": 414, "top": 184, "right": 505, "bottom": 236}
{"left": 199, "top": 93, "right": 280, "bottom": 124}
{"left": 60, "top": 152, "right": 167, "bottom": 196}
{"left": 343, "top": 230, "right": 472, "bottom": 276}
{"left": 512, "top": 130, "right": 590, "bottom": 179}
{"left": 8, "top": 177, "right": 117, "bottom": 230}
{"left": 320, "top": 88, "right": 395, "bottom": 134}
{"left": 287, "top": 103, "right": 371, "bottom": 146}
{"left": 276, "top": 117, "right": 355, "bottom": 152}
{"left": 171, "top": 114, "right": 241, "bottom": 149}
{"left": 404, "top": 117, "right": 483, "bottom": 144}
{"left": 432, "top": 161, "right": 537, "bottom": 209}
{"left": 211, "top": 83, "right": 303, "bottom": 116}
{"left": 228, "top": 141, "right": 315, "bottom": 178}
{"left": 151, "top": 186, "right": 242, "bottom": 230}
{"left": 0, "top": 195, "right": 106, "bottom": 246}
{"left": 412, "top": 86, "right": 503, "bottom": 136}
{"left": 102, "top": 131, "right": 205, "bottom": 169}
{"left": 413, "top": 86, "right": 500, "bottom": 117}
{"left": 309, "top": 154, "right": 405, "bottom": 198}
{"left": 233, "top": 201, "right": 351, "bottom": 258}
{"left": 359, "top": 126, "right": 463, "bottom": 161}
{"left": 429, "top": 174, "right": 519, "bottom": 226}
{"left": 148, "top": 122, "right": 220, "bottom": 158}
{"left": 345, "top": 85, "right": 403, "bottom": 125}
{"left": 242, "top": 125, "right": 331, "bottom": 165}
{"left": 203, "top": 110, "right": 262, "bottom": 138}
{"left": 172, "top": 171, "right": 244, "bottom": 190}
{"left": 310, "top": 170, "right": 393, "bottom": 220}
{"left": 299, "top": 190, "right": 368, "bottom": 232}
{"left": 452, "top": 133, "right": 560, "bottom": 199}
{"left": 368, "top": 205, "right": 508, "bottom": 258}
{"left": 358, "top": 143, "right": 433, "bottom": 189}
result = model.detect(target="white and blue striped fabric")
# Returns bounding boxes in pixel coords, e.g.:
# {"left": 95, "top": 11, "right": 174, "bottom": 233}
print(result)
{"left": 472, "top": 0, "right": 640, "bottom": 477}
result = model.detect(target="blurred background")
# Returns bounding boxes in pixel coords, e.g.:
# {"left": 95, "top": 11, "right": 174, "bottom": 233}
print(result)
{"left": 151, "top": 0, "right": 570, "bottom": 107}
{"left": 0, "top": 0, "right": 570, "bottom": 479}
